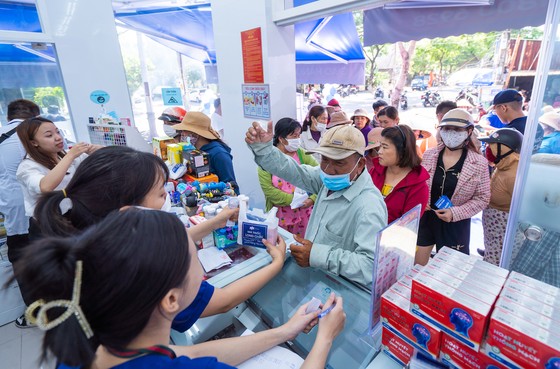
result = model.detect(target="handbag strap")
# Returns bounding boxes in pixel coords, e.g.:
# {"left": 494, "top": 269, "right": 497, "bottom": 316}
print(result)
{"left": 0, "top": 127, "right": 17, "bottom": 145}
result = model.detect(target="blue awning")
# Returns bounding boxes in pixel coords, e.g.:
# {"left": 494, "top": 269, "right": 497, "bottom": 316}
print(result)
{"left": 0, "top": 1, "right": 41, "bottom": 33}
{"left": 115, "top": 2, "right": 365, "bottom": 84}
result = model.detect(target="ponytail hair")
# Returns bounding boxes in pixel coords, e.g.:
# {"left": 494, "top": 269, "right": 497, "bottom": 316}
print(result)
{"left": 35, "top": 146, "right": 170, "bottom": 237}
{"left": 14, "top": 208, "right": 192, "bottom": 367}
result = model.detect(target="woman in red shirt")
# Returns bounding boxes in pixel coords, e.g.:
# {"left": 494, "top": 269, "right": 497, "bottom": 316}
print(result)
{"left": 369, "top": 125, "right": 429, "bottom": 224}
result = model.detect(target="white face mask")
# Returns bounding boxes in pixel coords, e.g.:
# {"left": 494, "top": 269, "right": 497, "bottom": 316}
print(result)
{"left": 440, "top": 129, "right": 469, "bottom": 150}
{"left": 163, "top": 125, "right": 177, "bottom": 137}
{"left": 315, "top": 123, "right": 327, "bottom": 132}
{"left": 161, "top": 193, "right": 172, "bottom": 212}
{"left": 284, "top": 138, "right": 301, "bottom": 152}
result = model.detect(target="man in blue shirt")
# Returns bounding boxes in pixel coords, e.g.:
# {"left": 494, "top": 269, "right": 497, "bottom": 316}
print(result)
{"left": 492, "top": 89, "right": 544, "bottom": 153}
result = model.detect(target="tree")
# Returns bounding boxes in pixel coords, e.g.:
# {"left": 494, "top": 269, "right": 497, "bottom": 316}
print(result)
{"left": 354, "top": 11, "right": 388, "bottom": 90}
{"left": 33, "top": 87, "right": 66, "bottom": 110}
{"left": 392, "top": 41, "right": 416, "bottom": 108}
{"left": 123, "top": 55, "right": 143, "bottom": 93}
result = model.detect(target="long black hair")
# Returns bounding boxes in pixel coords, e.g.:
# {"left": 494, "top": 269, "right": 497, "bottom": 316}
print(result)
{"left": 35, "top": 146, "right": 169, "bottom": 237}
{"left": 273, "top": 117, "right": 302, "bottom": 147}
{"left": 302, "top": 105, "right": 327, "bottom": 132}
{"left": 14, "top": 208, "right": 192, "bottom": 367}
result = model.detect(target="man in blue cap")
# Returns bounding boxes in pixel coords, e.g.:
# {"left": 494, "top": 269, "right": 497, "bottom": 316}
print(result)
{"left": 492, "top": 89, "right": 543, "bottom": 153}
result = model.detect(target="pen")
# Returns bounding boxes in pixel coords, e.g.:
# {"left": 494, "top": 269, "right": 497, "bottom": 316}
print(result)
{"left": 318, "top": 303, "right": 336, "bottom": 319}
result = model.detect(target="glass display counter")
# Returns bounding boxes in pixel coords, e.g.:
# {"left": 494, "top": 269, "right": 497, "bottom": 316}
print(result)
{"left": 249, "top": 257, "right": 377, "bottom": 369}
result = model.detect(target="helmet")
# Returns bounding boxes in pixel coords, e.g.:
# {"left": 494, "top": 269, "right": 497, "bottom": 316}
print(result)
{"left": 479, "top": 128, "right": 524, "bottom": 153}
{"left": 438, "top": 108, "right": 474, "bottom": 128}
{"left": 158, "top": 107, "right": 187, "bottom": 123}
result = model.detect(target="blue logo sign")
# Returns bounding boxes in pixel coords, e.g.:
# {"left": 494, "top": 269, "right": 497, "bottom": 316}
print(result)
{"left": 162, "top": 88, "right": 183, "bottom": 106}
{"left": 90, "top": 90, "right": 110, "bottom": 105}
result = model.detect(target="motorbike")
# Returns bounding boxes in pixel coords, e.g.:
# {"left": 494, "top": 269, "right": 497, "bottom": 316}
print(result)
{"left": 375, "top": 87, "right": 384, "bottom": 99}
{"left": 456, "top": 87, "right": 479, "bottom": 107}
{"left": 400, "top": 91, "right": 408, "bottom": 110}
{"left": 421, "top": 90, "right": 441, "bottom": 107}
{"left": 349, "top": 85, "right": 358, "bottom": 95}
{"left": 337, "top": 85, "right": 350, "bottom": 98}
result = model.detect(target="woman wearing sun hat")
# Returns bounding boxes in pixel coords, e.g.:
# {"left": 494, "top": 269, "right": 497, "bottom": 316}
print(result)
{"left": 401, "top": 120, "right": 437, "bottom": 158}
{"left": 538, "top": 111, "right": 560, "bottom": 154}
{"left": 351, "top": 108, "right": 372, "bottom": 145}
{"left": 173, "top": 111, "right": 238, "bottom": 193}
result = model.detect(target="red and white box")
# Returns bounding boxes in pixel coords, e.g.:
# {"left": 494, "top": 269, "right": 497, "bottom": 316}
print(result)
{"left": 189, "top": 215, "right": 215, "bottom": 249}
{"left": 494, "top": 295, "right": 560, "bottom": 328}
{"left": 411, "top": 272, "right": 493, "bottom": 350}
{"left": 485, "top": 306, "right": 560, "bottom": 369}
{"left": 390, "top": 281, "right": 412, "bottom": 300}
{"left": 499, "top": 288, "right": 560, "bottom": 322}
{"left": 507, "top": 271, "right": 559, "bottom": 296}
{"left": 422, "top": 262, "right": 504, "bottom": 297}
{"left": 503, "top": 280, "right": 560, "bottom": 308}
{"left": 434, "top": 247, "right": 509, "bottom": 279}
{"left": 381, "top": 326, "right": 415, "bottom": 366}
{"left": 440, "top": 334, "right": 508, "bottom": 369}
{"left": 381, "top": 288, "right": 442, "bottom": 359}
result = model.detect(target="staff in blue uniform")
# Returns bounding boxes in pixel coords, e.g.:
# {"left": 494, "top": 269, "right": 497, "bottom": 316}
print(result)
{"left": 16, "top": 209, "right": 346, "bottom": 369}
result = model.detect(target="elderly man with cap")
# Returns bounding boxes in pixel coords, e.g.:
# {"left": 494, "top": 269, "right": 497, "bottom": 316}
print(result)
{"left": 492, "top": 89, "right": 544, "bottom": 153}
{"left": 538, "top": 111, "right": 560, "bottom": 154}
{"left": 246, "top": 122, "right": 387, "bottom": 287}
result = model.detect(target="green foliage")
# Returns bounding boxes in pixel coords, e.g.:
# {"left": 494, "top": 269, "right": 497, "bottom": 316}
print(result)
{"left": 511, "top": 27, "right": 544, "bottom": 40}
{"left": 123, "top": 55, "right": 143, "bottom": 93}
{"left": 33, "top": 87, "right": 66, "bottom": 109}
{"left": 354, "top": 10, "right": 389, "bottom": 89}
{"left": 186, "top": 68, "right": 203, "bottom": 88}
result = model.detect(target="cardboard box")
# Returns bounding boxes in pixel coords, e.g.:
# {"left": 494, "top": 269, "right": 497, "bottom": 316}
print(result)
{"left": 422, "top": 263, "right": 504, "bottom": 297}
{"left": 188, "top": 215, "right": 215, "bottom": 249}
{"left": 434, "top": 247, "right": 509, "bottom": 279}
{"left": 411, "top": 272, "right": 493, "bottom": 350}
{"left": 382, "top": 326, "right": 415, "bottom": 366}
{"left": 494, "top": 295, "right": 559, "bottom": 329}
{"left": 507, "top": 271, "right": 559, "bottom": 296}
{"left": 485, "top": 307, "right": 560, "bottom": 369}
{"left": 152, "top": 136, "right": 175, "bottom": 161}
{"left": 381, "top": 288, "right": 442, "bottom": 359}
{"left": 440, "top": 334, "right": 508, "bottom": 369}
{"left": 184, "top": 150, "right": 210, "bottom": 178}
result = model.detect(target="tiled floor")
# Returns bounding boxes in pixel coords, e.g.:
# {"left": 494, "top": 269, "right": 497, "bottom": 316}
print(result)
{"left": 0, "top": 322, "right": 55, "bottom": 369}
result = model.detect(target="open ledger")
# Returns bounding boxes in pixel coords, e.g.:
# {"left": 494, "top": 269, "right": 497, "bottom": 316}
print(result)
{"left": 237, "top": 330, "right": 304, "bottom": 369}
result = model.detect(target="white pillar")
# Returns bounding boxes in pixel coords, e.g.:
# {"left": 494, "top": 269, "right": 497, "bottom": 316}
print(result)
{"left": 39, "top": 0, "right": 133, "bottom": 142}
{"left": 211, "top": 0, "right": 297, "bottom": 208}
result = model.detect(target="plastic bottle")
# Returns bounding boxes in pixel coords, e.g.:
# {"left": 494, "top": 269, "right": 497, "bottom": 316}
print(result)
{"left": 226, "top": 197, "right": 239, "bottom": 227}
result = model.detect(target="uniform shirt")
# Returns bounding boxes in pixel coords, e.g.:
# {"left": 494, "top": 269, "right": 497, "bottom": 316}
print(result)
{"left": 58, "top": 354, "right": 236, "bottom": 369}
{"left": 16, "top": 153, "right": 88, "bottom": 217}
{"left": 249, "top": 141, "right": 387, "bottom": 287}
{"left": 0, "top": 119, "right": 29, "bottom": 235}
{"left": 300, "top": 129, "right": 322, "bottom": 163}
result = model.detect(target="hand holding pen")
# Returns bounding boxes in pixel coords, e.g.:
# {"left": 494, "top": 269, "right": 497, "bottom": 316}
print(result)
{"left": 316, "top": 293, "right": 346, "bottom": 342}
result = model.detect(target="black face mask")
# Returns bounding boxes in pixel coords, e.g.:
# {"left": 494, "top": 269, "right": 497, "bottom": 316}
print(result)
{"left": 493, "top": 143, "right": 514, "bottom": 165}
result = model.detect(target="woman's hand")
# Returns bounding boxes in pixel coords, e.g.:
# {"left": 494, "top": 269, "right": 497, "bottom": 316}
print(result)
{"left": 301, "top": 198, "right": 314, "bottom": 209}
{"left": 262, "top": 235, "right": 286, "bottom": 264}
{"left": 245, "top": 121, "right": 273, "bottom": 144}
{"left": 316, "top": 293, "right": 345, "bottom": 343}
{"left": 435, "top": 208, "right": 453, "bottom": 223}
{"left": 212, "top": 206, "right": 239, "bottom": 229}
{"left": 67, "top": 142, "right": 90, "bottom": 159}
{"left": 86, "top": 144, "right": 104, "bottom": 154}
{"left": 280, "top": 301, "right": 321, "bottom": 341}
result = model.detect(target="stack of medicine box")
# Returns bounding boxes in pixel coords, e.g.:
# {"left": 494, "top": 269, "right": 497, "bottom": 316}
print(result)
{"left": 483, "top": 272, "right": 560, "bottom": 369}
{"left": 382, "top": 247, "right": 511, "bottom": 368}
{"left": 380, "top": 264, "right": 443, "bottom": 366}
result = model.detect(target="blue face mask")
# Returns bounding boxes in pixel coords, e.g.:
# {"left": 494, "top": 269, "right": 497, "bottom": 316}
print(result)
{"left": 320, "top": 159, "right": 361, "bottom": 191}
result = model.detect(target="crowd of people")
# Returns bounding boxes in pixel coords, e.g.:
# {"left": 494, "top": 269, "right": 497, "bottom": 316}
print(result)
{"left": 0, "top": 85, "right": 557, "bottom": 368}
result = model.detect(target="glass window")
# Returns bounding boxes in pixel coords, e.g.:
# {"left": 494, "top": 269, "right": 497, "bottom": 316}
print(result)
{"left": 0, "top": 1, "right": 42, "bottom": 33}
{"left": 504, "top": 11, "right": 560, "bottom": 288}
{"left": 0, "top": 42, "right": 76, "bottom": 142}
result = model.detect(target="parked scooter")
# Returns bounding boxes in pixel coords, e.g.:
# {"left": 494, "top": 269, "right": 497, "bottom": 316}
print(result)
{"left": 400, "top": 91, "right": 408, "bottom": 110}
{"left": 375, "top": 87, "right": 384, "bottom": 99}
{"left": 349, "top": 85, "right": 358, "bottom": 95}
{"left": 456, "top": 87, "right": 479, "bottom": 107}
{"left": 338, "top": 85, "right": 350, "bottom": 98}
{"left": 421, "top": 90, "right": 441, "bottom": 107}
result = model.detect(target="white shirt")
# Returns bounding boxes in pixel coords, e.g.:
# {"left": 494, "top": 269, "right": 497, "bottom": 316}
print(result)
{"left": 300, "top": 129, "right": 323, "bottom": 163}
{"left": 0, "top": 119, "right": 28, "bottom": 235}
{"left": 211, "top": 112, "right": 224, "bottom": 141}
{"left": 16, "top": 153, "right": 88, "bottom": 217}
